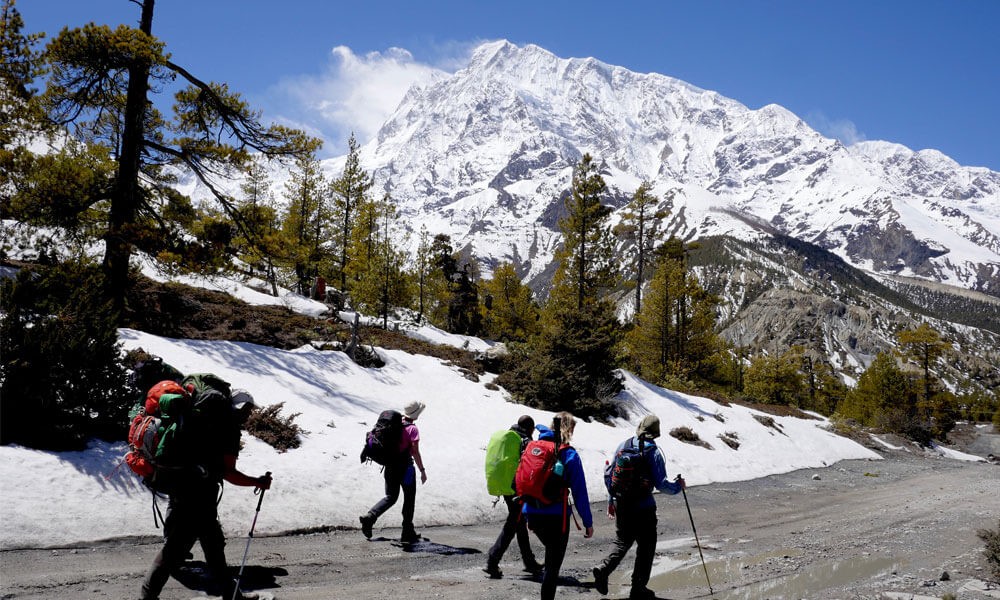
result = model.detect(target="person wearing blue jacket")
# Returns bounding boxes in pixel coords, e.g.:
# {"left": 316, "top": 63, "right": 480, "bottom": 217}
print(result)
{"left": 522, "top": 411, "right": 594, "bottom": 600}
{"left": 592, "top": 414, "right": 685, "bottom": 600}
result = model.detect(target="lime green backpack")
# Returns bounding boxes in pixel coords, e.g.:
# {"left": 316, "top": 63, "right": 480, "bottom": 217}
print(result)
{"left": 485, "top": 429, "right": 523, "bottom": 496}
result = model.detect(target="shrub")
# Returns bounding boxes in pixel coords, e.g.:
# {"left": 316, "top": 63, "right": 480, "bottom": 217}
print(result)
{"left": 245, "top": 402, "right": 303, "bottom": 452}
{"left": 670, "top": 426, "right": 713, "bottom": 450}
{"left": 718, "top": 432, "right": 740, "bottom": 450}
{"left": 1, "top": 260, "right": 131, "bottom": 449}
{"left": 978, "top": 520, "right": 1000, "bottom": 582}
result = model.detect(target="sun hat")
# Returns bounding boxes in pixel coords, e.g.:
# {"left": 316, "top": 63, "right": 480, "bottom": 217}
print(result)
{"left": 403, "top": 400, "right": 426, "bottom": 420}
{"left": 636, "top": 414, "right": 661, "bottom": 439}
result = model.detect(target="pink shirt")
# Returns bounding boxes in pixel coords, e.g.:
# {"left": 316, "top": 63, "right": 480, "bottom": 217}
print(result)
{"left": 400, "top": 421, "right": 420, "bottom": 455}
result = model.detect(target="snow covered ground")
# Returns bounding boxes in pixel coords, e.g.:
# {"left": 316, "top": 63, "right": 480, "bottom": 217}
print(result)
{"left": 0, "top": 324, "right": 887, "bottom": 549}
{"left": 1, "top": 244, "right": 987, "bottom": 550}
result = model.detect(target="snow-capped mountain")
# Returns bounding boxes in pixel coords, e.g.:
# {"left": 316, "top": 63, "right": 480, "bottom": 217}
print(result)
{"left": 353, "top": 40, "right": 1000, "bottom": 297}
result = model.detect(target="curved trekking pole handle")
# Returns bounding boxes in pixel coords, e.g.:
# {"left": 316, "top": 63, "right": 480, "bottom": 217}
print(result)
{"left": 677, "top": 474, "right": 714, "bottom": 596}
{"left": 254, "top": 471, "right": 272, "bottom": 509}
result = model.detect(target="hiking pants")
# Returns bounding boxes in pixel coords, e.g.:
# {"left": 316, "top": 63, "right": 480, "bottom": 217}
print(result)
{"left": 367, "top": 461, "right": 416, "bottom": 533}
{"left": 487, "top": 494, "right": 537, "bottom": 568}
{"left": 596, "top": 503, "right": 658, "bottom": 591}
{"left": 526, "top": 510, "right": 571, "bottom": 600}
{"left": 140, "top": 485, "right": 237, "bottom": 600}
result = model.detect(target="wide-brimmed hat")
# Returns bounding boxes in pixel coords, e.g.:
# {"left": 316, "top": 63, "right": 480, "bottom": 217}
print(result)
{"left": 403, "top": 401, "right": 426, "bottom": 420}
{"left": 231, "top": 389, "right": 256, "bottom": 410}
{"left": 636, "top": 414, "right": 661, "bottom": 439}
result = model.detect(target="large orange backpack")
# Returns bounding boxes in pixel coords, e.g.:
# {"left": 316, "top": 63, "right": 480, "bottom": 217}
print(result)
{"left": 125, "top": 381, "right": 190, "bottom": 485}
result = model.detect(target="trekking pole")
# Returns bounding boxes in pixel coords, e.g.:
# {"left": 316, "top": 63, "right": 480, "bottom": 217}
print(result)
{"left": 678, "top": 474, "right": 713, "bottom": 595}
{"left": 232, "top": 471, "right": 270, "bottom": 600}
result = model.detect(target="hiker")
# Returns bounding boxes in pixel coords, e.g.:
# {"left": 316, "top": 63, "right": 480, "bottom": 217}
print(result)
{"left": 360, "top": 400, "right": 427, "bottom": 543}
{"left": 522, "top": 411, "right": 593, "bottom": 600}
{"left": 591, "top": 415, "right": 685, "bottom": 600}
{"left": 485, "top": 415, "right": 543, "bottom": 578}
{"left": 139, "top": 389, "right": 272, "bottom": 600}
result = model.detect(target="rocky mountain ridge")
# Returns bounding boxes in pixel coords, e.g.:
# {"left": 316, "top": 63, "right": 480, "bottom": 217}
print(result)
{"left": 351, "top": 40, "right": 1000, "bottom": 299}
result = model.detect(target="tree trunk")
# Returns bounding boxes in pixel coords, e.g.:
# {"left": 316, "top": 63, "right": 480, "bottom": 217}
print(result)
{"left": 103, "top": 0, "right": 154, "bottom": 318}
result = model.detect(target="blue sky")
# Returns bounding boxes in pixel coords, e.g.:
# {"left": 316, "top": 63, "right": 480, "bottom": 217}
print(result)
{"left": 20, "top": 0, "right": 1000, "bottom": 170}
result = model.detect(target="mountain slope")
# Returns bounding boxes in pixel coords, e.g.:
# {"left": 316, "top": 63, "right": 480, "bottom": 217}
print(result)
{"left": 356, "top": 40, "right": 1000, "bottom": 297}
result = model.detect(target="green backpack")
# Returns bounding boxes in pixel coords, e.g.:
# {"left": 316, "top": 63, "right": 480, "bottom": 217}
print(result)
{"left": 485, "top": 429, "right": 523, "bottom": 496}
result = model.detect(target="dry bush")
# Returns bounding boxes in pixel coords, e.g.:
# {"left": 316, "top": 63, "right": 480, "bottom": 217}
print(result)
{"left": 670, "top": 427, "right": 713, "bottom": 450}
{"left": 718, "top": 432, "right": 740, "bottom": 450}
{"left": 245, "top": 402, "right": 303, "bottom": 452}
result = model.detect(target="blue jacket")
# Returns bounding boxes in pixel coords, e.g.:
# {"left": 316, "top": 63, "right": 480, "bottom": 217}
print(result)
{"left": 522, "top": 425, "right": 594, "bottom": 528}
{"left": 605, "top": 436, "right": 682, "bottom": 510}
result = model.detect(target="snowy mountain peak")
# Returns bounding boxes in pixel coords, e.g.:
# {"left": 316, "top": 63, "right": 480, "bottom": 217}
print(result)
{"left": 352, "top": 41, "right": 1000, "bottom": 297}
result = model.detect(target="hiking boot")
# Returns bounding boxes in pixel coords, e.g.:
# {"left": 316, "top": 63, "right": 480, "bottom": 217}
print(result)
{"left": 483, "top": 563, "right": 503, "bottom": 579}
{"left": 523, "top": 560, "right": 544, "bottom": 575}
{"left": 628, "top": 587, "right": 656, "bottom": 600}
{"left": 399, "top": 529, "right": 421, "bottom": 544}
{"left": 592, "top": 566, "right": 609, "bottom": 595}
{"left": 359, "top": 514, "right": 374, "bottom": 539}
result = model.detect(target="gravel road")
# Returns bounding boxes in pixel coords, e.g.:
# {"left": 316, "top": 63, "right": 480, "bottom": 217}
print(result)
{"left": 2, "top": 440, "right": 998, "bottom": 600}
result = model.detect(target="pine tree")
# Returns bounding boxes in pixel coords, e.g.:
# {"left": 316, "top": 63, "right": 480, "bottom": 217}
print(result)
{"left": 1, "top": 260, "right": 131, "bottom": 448}
{"left": 349, "top": 193, "right": 411, "bottom": 323}
{"left": 548, "top": 153, "right": 617, "bottom": 312}
{"left": 329, "top": 133, "right": 373, "bottom": 294}
{"left": 498, "top": 300, "right": 623, "bottom": 420}
{"left": 480, "top": 263, "right": 540, "bottom": 342}
{"left": 613, "top": 181, "right": 668, "bottom": 318}
{"left": 743, "top": 347, "right": 807, "bottom": 406}
{"left": 234, "top": 159, "right": 283, "bottom": 295}
{"left": 280, "top": 150, "right": 326, "bottom": 295}
{"left": 628, "top": 236, "right": 722, "bottom": 386}
{"left": 839, "top": 352, "right": 924, "bottom": 440}
{"left": 896, "top": 322, "right": 951, "bottom": 406}
{"left": 413, "top": 226, "right": 432, "bottom": 323}
{"left": 39, "top": 0, "right": 315, "bottom": 316}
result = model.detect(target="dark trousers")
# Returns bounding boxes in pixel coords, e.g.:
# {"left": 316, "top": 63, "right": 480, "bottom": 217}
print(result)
{"left": 596, "top": 503, "right": 658, "bottom": 591}
{"left": 526, "top": 510, "right": 571, "bottom": 600}
{"left": 366, "top": 462, "right": 416, "bottom": 533}
{"left": 140, "top": 484, "right": 236, "bottom": 600}
{"left": 487, "top": 495, "right": 537, "bottom": 568}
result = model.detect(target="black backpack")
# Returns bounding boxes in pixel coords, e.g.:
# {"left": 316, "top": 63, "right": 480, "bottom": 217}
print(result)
{"left": 605, "top": 437, "right": 654, "bottom": 501}
{"left": 360, "top": 410, "right": 405, "bottom": 466}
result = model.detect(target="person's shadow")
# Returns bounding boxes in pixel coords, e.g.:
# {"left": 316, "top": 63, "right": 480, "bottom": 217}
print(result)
{"left": 172, "top": 561, "right": 287, "bottom": 595}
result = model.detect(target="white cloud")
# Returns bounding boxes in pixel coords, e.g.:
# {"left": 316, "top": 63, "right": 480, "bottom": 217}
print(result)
{"left": 267, "top": 45, "right": 452, "bottom": 156}
{"left": 807, "top": 111, "right": 867, "bottom": 146}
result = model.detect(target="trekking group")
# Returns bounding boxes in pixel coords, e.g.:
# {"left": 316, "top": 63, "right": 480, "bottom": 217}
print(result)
{"left": 125, "top": 355, "right": 688, "bottom": 600}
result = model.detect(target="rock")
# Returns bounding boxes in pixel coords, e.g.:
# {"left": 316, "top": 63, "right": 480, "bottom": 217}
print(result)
{"left": 812, "top": 474, "right": 822, "bottom": 480}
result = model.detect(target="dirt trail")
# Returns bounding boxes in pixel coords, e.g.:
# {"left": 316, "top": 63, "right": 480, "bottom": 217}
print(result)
{"left": 1, "top": 450, "right": 997, "bottom": 600}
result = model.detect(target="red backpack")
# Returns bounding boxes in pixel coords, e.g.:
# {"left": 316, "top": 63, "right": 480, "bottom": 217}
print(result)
{"left": 144, "top": 380, "right": 187, "bottom": 415}
{"left": 515, "top": 439, "right": 568, "bottom": 507}
{"left": 125, "top": 381, "right": 190, "bottom": 484}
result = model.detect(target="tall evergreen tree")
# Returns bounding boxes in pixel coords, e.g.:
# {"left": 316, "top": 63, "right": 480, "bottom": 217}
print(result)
{"left": 548, "top": 153, "right": 617, "bottom": 312}
{"left": 613, "top": 181, "right": 668, "bottom": 319}
{"left": 349, "top": 193, "right": 409, "bottom": 324}
{"left": 480, "top": 262, "right": 540, "bottom": 342}
{"left": 627, "top": 236, "right": 721, "bottom": 386}
{"left": 413, "top": 226, "right": 432, "bottom": 323}
{"left": 896, "top": 322, "right": 951, "bottom": 406}
{"left": 329, "top": 133, "right": 373, "bottom": 294}
{"left": 743, "top": 347, "right": 807, "bottom": 406}
{"left": 235, "top": 159, "right": 283, "bottom": 295}
{"left": 39, "top": 0, "right": 314, "bottom": 316}
{"left": 839, "top": 352, "right": 924, "bottom": 440}
{"left": 280, "top": 148, "right": 326, "bottom": 295}
{"left": 1, "top": 0, "right": 48, "bottom": 181}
